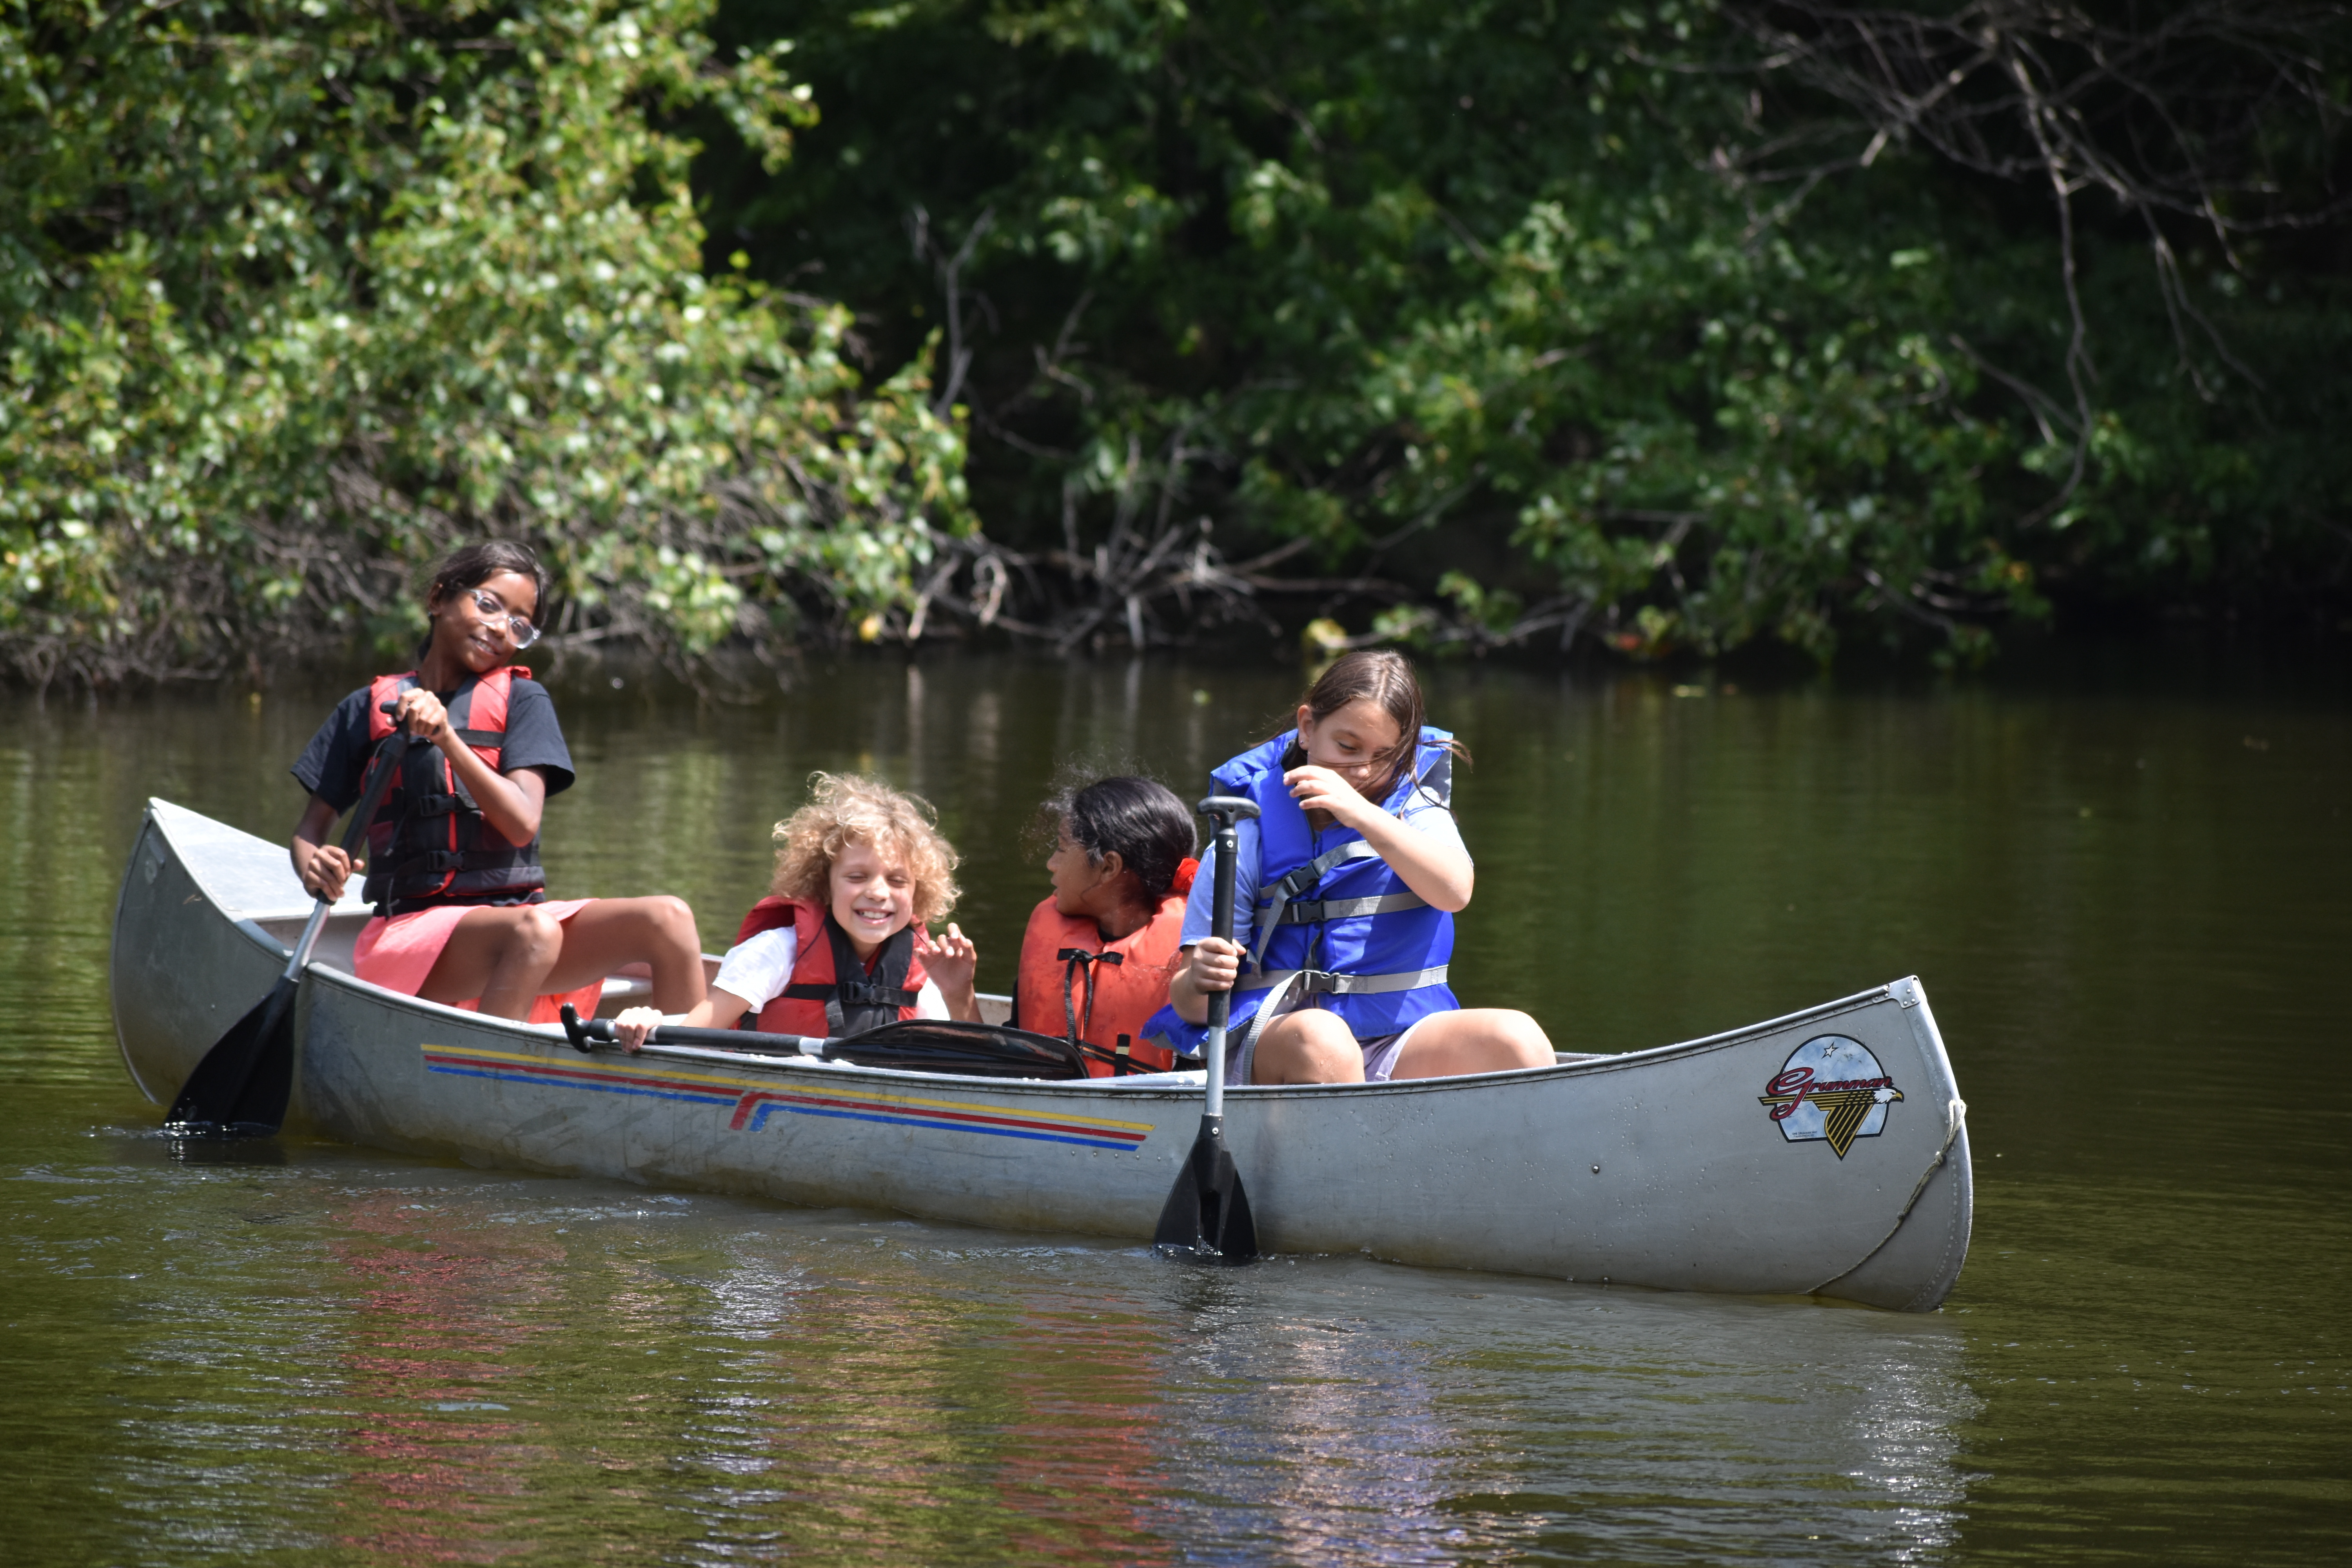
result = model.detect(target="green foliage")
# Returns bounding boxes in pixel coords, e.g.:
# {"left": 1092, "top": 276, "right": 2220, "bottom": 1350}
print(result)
{"left": 9, "top": 0, "right": 2343, "bottom": 682}
{"left": 704, "top": 0, "right": 2350, "bottom": 661}
{"left": 1, "top": 0, "right": 972, "bottom": 686}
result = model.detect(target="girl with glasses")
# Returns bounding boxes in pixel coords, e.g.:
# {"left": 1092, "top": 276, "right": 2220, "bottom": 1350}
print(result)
{"left": 286, "top": 540, "right": 707, "bottom": 1024}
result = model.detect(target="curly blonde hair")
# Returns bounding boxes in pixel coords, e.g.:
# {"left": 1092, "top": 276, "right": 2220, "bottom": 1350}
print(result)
{"left": 770, "top": 773, "right": 962, "bottom": 926}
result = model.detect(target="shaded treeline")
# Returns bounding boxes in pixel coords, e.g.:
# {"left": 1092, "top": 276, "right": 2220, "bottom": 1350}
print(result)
{"left": 696, "top": 0, "right": 2352, "bottom": 664}
{"left": 4, "top": 0, "right": 2348, "bottom": 688}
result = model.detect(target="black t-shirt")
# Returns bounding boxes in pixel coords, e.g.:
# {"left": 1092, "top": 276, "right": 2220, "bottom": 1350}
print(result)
{"left": 291, "top": 675, "right": 577, "bottom": 812}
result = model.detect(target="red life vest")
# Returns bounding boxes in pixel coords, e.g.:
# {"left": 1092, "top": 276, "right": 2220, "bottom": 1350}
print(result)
{"left": 1014, "top": 895, "right": 1185, "bottom": 1076}
{"left": 360, "top": 667, "right": 545, "bottom": 914}
{"left": 735, "top": 897, "right": 931, "bottom": 1037}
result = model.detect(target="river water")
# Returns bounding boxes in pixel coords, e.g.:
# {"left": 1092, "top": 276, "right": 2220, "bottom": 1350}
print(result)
{"left": 3, "top": 648, "right": 2345, "bottom": 1564}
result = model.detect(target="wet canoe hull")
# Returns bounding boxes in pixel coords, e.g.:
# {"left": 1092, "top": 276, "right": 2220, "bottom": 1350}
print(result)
{"left": 113, "top": 799, "right": 1972, "bottom": 1309}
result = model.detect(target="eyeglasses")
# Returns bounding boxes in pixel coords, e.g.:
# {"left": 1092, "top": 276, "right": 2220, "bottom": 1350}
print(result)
{"left": 468, "top": 589, "right": 541, "bottom": 650}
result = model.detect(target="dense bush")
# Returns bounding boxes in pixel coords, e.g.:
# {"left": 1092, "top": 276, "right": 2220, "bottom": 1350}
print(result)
{"left": 1, "top": 0, "right": 971, "bottom": 687}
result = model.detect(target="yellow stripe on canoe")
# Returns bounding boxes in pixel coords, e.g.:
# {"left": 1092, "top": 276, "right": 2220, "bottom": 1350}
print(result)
{"left": 421, "top": 1042, "right": 1158, "bottom": 1134}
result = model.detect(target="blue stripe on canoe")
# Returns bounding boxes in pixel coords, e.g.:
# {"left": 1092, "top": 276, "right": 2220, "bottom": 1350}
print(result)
{"left": 425, "top": 1062, "right": 737, "bottom": 1107}
{"left": 747, "top": 1100, "right": 1132, "bottom": 1148}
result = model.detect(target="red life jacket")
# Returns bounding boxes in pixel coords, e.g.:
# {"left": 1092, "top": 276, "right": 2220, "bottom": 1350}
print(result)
{"left": 360, "top": 667, "right": 545, "bottom": 915}
{"left": 735, "top": 897, "right": 931, "bottom": 1037}
{"left": 1014, "top": 895, "right": 1186, "bottom": 1076}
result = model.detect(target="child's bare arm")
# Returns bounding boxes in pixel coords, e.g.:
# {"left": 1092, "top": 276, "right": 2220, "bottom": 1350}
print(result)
{"left": 1165, "top": 937, "right": 1241, "bottom": 1025}
{"left": 613, "top": 987, "right": 751, "bottom": 1052}
{"left": 917, "top": 925, "right": 980, "bottom": 1022}
{"left": 291, "top": 794, "right": 361, "bottom": 900}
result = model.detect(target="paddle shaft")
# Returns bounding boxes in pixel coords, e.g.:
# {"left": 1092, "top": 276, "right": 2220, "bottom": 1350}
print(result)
{"left": 1201, "top": 809, "right": 1241, "bottom": 1120}
{"left": 281, "top": 713, "right": 414, "bottom": 979}
{"left": 559, "top": 1005, "right": 824, "bottom": 1056}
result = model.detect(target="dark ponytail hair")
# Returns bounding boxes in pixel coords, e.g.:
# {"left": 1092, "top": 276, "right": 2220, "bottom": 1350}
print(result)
{"left": 1281, "top": 648, "right": 1469, "bottom": 803}
{"left": 416, "top": 540, "right": 550, "bottom": 661}
{"left": 1038, "top": 776, "right": 1197, "bottom": 902}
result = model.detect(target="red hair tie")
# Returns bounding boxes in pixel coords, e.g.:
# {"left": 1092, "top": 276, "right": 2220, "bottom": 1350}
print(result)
{"left": 1171, "top": 857, "right": 1199, "bottom": 897}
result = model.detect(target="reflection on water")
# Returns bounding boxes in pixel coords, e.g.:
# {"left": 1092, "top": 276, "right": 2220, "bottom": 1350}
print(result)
{"left": 1, "top": 1124, "right": 1975, "bottom": 1565}
{"left": 2, "top": 647, "right": 2348, "bottom": 1563}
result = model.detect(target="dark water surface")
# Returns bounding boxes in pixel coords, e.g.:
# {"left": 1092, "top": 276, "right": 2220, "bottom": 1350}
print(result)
{"left": 4, "top": 650, "right": 2346, "bottom": 1564}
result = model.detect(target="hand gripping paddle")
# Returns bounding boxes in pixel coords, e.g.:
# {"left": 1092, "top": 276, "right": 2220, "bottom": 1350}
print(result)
{"left": 1151, "top": 794, "right": 1260, "bottom": 1263}
{"left": 167, "top": 708, "right": 416, "bottom": 1137}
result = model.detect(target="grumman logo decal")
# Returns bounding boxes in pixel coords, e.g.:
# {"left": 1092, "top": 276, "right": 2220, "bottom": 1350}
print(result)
{"left": 1758, "top": 1035, "right": 1903, "bottom": 1158}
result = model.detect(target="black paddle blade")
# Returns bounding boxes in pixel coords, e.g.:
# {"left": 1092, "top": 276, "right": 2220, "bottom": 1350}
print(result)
{"left": 165, "top": 977, "right": 298, "bottom": 1138}
{"left": 1152, "top": 1117, "right": 1259, "bottom": 1264}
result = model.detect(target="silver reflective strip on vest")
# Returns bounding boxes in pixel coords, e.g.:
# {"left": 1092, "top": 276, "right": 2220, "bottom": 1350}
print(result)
{"left": 1234, "top": 964, "right": 1449, "bottom": 997}
{"left": 1273, "top": 891, "right": 1428, "bottom": 924}
{"left": 1249, "top": 840, "right": 1384, "bottom": 968}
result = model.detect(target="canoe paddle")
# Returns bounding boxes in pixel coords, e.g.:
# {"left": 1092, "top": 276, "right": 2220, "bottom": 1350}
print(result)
{"left": 1151, "top": 793, "right": 1260, "bottom": 1264}
{"left": 167, "top": 709, "right": 414, "bottom": 1137}
{"left": 557, "top": 1006, "right": 1093, "bottom": 1080}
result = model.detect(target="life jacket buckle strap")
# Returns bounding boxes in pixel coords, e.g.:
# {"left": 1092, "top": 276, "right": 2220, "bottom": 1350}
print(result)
{"left": 1276, "top": 891, "right": 1428, "bottom": 924}
{"left": 1056, "top": 948, "right": 1124, "bottom": 1049}
{"left": 814, "top": 980, "right": 918, "bottom": 1009}
{"left": 1236, "top": 964, "right": 1449, "bottom": 997}
{"left": 408, "top": 792, "right": 462, "bottom": 818}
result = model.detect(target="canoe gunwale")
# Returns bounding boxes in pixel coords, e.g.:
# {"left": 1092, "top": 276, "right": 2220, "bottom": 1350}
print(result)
{"left": 294, "top": 954, "right": 1925, "bottom": 1105}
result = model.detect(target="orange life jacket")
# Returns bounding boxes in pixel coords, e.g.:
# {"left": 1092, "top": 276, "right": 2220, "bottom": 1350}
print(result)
{"left": 735, "top": 896, "right": 931, "bottom": 1038}
{"left": 1015, "top": 895, "right": 1185, "bottom": 1075}
{"left": 360, "top": 666, "right": 544, "bottom": 914}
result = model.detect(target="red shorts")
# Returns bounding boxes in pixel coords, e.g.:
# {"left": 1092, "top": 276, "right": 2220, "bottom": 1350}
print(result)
{"left": 352, "top": 898, "right": 605, "bottom": 1026}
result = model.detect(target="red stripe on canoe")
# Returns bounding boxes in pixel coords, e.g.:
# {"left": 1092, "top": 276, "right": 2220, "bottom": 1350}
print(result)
{"left": 744, "top": 1088, "right": 1149, "bottom": 1144}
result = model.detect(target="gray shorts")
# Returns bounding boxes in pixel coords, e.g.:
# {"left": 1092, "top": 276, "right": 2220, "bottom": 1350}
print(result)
{"left": 1229, "top": 1012, "right": 1433, "bottom": 1085}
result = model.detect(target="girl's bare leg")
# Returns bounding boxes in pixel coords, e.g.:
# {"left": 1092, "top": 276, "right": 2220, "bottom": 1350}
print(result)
{"left": 1249, "top": 1009, "right": 1368, "bottom": 1085}
{"left": 531, "top": 896, "right": 706, "bottom": 1011}
{"left": 1390, "top": 1009, "right": 1554, "bottom": 1080}
{"left": 418, "top": 905, "right": 566, "bottom": 1019}
{"left": 416, "top": 896, "right": 705, "bottom": 1020}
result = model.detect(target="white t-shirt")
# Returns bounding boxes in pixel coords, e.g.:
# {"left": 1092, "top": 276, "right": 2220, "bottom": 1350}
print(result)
{"left": 715, "top": 927, "right": 950, "bottom": 1020}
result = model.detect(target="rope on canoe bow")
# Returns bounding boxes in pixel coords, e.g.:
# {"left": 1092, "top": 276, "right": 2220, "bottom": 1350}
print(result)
{"left": 1804, "top": 1094, "right": 1970, "bottom": 1299}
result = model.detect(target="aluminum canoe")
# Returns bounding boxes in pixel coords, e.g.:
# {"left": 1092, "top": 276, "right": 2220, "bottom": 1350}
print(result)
{"left": 111, "top": 799, "right": 1973, "bottom": 1310}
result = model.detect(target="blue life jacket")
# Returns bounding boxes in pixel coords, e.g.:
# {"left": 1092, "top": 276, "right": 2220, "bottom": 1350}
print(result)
{"left": 1144, "top": 727, "right": 1458, "bottom": 1057}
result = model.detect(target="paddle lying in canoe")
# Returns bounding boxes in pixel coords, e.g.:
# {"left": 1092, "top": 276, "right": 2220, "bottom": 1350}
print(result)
{"left": 1152, "top": 793, "right": 1260, "bottom": 1264}
{"left": 166, "top": 710, "right": 414, "bottom": 1137}
{"left": 559, "top": 1004, "right": 1091, "bottom": 1080}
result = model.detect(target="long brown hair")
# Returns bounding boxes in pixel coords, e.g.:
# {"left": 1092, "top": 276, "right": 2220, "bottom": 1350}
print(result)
{"left": 1281, "top": 649, "right": 1469, "bottom": 803}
